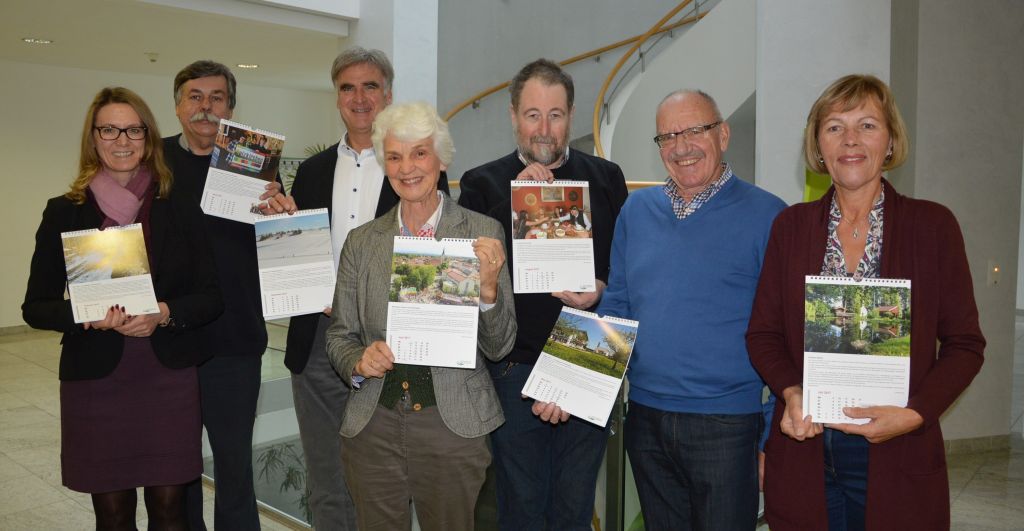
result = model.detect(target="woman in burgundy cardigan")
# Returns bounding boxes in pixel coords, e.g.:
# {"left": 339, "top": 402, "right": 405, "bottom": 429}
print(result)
{"left": 746, "top": 75, "right": 984, "bottom": 530}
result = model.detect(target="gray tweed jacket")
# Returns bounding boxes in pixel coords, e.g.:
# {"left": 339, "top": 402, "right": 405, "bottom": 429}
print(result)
{"left": 325, "top": 194, "right": 517, "bottom": 438}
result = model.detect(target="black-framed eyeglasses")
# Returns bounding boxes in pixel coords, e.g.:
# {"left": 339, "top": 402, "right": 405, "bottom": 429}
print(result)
{"left": 94, "top": 125, "right": 147, "bottom": 141}
{"left": 653, "top": 121, "right": 722, "bottom": 149}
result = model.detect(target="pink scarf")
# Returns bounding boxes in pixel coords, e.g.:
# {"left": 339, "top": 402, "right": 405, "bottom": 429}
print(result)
{"left": 89, "top": 166, "right": 153, "bottom": 228}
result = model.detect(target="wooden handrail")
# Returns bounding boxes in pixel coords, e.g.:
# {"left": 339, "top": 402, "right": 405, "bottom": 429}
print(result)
{"left": 592, "top": 0, "right": 700, "bottom": 158}
{"left": 443, "top": 5, "right": 705, "bottom": 123}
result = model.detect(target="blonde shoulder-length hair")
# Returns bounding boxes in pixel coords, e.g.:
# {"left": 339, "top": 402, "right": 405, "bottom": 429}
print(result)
{"left": 66, "top": 87, "right": 172, "bottom": 204}
{"left": 804, "top": 74, "right": 909, "bottom": 175}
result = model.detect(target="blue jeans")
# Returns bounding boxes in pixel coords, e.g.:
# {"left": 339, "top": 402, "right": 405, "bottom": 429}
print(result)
{"left": 624, "top": 402, "right": 760, "bottom": 531}
{"left": 824, "top": 428, "right": 868, "bottom": 531}
{"left": 486, "top": 361, "right": 608, "bottom": 531}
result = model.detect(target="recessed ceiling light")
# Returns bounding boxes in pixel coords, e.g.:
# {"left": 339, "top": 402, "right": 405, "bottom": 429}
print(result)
{"left": 237, "top": 63, "right": 259, "bottom": 69}
{"left": 22, "top": 37, "right": 53, "bottom": 44}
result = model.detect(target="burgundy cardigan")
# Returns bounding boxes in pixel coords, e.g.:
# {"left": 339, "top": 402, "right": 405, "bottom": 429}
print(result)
{"left": 746, "top": 180, "right": 985, "bottom": 530}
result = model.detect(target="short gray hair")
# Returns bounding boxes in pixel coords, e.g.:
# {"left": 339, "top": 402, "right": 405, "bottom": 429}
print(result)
{"left": 173, "top": 60, "right": 237, "bottom": 109}
{"left": 330, "top": 47, "right": 394, "bottom": 91}
{"left": 657, "top": 89, "right": 723, "bottom": 121}
{"left": 372, "top": 102, "right": 454, "bottom": 167}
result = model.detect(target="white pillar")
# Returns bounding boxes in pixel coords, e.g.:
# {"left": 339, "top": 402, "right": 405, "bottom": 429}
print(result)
{"left": 755, "top": 0, "right": 891, "bottom": 205}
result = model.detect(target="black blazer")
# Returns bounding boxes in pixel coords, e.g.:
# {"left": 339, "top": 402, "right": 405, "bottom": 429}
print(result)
{"left": 284, "top": 142, "right": 450, "bottom": 373}
{"left": 22, "top": 191, "right": 223, "bottom": 381}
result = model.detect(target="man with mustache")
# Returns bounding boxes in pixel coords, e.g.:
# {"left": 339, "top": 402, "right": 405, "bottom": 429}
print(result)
{"left": 596, "top": 90, "right": 785, "bottom": 531}
{"left": 163, "top": 60, "right": 292, "bottom": 530}
{"left": 458, "top": 59, "right": 628, "bottom": 531}
{"left": 284, "top": 47, "right": 449, "bottom": 529}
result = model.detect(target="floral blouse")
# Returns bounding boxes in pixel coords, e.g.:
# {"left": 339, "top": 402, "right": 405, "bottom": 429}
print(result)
{"left": 820, "top": 189, "right": 884, "bottom": 279}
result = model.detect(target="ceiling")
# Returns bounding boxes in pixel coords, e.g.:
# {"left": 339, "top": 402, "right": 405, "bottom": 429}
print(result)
{"left": 0, "top": 0, "right": 349, "bottom": 92}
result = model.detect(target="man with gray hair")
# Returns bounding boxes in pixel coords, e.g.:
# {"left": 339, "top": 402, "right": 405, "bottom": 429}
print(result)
{"left": 284, "top": 47, "right": 449, "bottom": 528}
{"left": 597, "top": 89, "right": 784, "bottom": 530}
{"left": 164, "top": 59, "right": 291, "bottom": 530}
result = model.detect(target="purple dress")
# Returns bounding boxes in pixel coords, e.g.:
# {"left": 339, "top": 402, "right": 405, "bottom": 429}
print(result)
{"left": 60, "top": 336, "right": 201, "bottom": 493}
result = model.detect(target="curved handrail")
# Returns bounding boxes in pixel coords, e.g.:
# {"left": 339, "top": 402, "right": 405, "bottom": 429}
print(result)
{"left": 443, "top": 5, "right": 705, "bottom": 123}
{"left": 592, "top": 0, "right": 702, "bottom": 158}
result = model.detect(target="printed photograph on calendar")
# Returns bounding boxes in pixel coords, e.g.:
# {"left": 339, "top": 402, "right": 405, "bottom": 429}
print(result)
{"left": 63, "top": 225, "right": 150, "bottom": 283}
{"left": 522, "top": 307, "right": 639, "bottom": 426}
{"left": 210, "top": 120, "right": 284, "bottom": 182}
{"left": 804, "top": 280, "right": 911, "bottom": 357}
{"left": 544, "top": 310, "right": 635, "bottom": 379}
{"left": 511, "top": 182, "right": 593, "bottom": 240}
{"left": 389, "top": 239, "right": 481, "bottom": 307}
{"left": 255, "top": 211, "right": 332, "bottom": 267}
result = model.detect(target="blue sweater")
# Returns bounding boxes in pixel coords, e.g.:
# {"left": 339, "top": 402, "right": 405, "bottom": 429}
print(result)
{"left": 598, "top": 177, "right": 785, "bottom": 414}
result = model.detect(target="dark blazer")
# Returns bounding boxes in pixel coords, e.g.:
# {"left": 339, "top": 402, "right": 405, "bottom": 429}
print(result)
{"left": 325, "top": 195, "right": 516, "bottom": 438}
{"left": 746, "top": 180, "right": 985, "bottom": 530}
{"left": 284, "top": 142, "right": 450, "bottom": 373}
{"left": 22, "top": 191, "right": 223, "bottom": 381}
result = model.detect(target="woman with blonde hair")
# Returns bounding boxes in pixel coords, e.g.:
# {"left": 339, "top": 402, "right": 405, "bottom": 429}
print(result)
{"left": 747, "top": 75, "right": 984, "bottom": 530}
{"left": 23, "top": 87, "right": 222, "bottom": 529}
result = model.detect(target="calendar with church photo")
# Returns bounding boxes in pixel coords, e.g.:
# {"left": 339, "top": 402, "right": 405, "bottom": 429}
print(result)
{"left": 385, "top": 236, "right": 481, "bottom": 369}
{"left": 802, "top": 276, "right": 911, "bottom": 424}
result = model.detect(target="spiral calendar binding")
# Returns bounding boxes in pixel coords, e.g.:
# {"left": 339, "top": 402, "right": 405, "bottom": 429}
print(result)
{"left": 61, "top": 223, "right": 142, "bottom": 239}
{"left": 805, "top": 275, "right": 910, "bottom": 288}
{"left": 258, "top": 208, "right": 328, "bottom": 221}
{"left": 512, "top": 180, "right": 589, "bottom": 187}
{"left": 219, "top": 119, "right": 285, "bottom": 140}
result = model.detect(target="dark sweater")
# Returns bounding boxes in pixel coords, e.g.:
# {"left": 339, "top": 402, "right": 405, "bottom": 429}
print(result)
{"left": 458, "top": 149, "right": 628, "bottom": 364}
{"left": 162, "top": 135, "right": 267, "bottom": 357}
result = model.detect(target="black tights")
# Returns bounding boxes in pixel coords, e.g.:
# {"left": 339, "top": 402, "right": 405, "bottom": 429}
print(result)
{"left": 92, "top": 485, "right": 187, "bottom": 531}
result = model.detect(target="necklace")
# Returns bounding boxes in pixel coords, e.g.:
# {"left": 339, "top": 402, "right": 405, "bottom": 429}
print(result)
{"left": 842, "top": 216, "right": 862, "bottom": 239}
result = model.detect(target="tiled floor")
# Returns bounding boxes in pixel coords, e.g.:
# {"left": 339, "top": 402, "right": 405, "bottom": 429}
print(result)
{"left": 1, "top": 320, "right": 1022, "bottom": 530}
{"left": 0, "top": 330, "right": 296, "bottom": 530}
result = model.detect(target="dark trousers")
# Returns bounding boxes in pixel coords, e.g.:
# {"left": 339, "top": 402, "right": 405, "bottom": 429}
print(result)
{"left": 290, "top": 316, "right": 357, "bottom": 529}
{"left": 625, "top": 402, "right": 761, "bottom": 531}
{"left": 824, "top": 428, "right": 869, "bottom": 531}
{"left": 186, "top": 354, "right": 262, "bottom": 531}
{"left": 486, "top": 361, "right": 608, "bottom": 531}
{"left": 340, "top": 404, "right": 490, "bottom": 531}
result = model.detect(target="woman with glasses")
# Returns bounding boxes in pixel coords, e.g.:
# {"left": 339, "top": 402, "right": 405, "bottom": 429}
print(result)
{"left": 746, "top": 74, "right": 985, "bottom": 530}
{"left": 22, "top": 87, "right": 222, "bottom": 529}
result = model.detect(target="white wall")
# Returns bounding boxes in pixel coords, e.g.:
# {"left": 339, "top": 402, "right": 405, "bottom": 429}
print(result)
{"left": 606, "top": 0, "right": 755, "bottom": 183}
{"left": 436, "top": 0, "right": 683, "bottom": 181}
{"left": 896, "top": 0, "right": 1023, "bottom": 440}
{"left": 755, "top": 0, "right": 891, "bottom": 205}
{"left": 0, "top": 59, "right": 338, "bottom": 328}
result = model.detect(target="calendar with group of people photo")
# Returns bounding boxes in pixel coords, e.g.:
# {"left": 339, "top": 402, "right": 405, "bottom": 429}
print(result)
{"left": 510, "top": 180, "right": 597, "bottom": 293}
{"left": 200, "top": 119, "right": 285, "bottom": 224}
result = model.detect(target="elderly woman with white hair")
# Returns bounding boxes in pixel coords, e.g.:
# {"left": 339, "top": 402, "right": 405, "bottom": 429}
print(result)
{"left": 325, "top": 101, "right": 516, "bottom": 531}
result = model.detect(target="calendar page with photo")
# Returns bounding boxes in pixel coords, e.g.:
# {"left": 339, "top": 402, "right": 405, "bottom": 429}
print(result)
{"left": 521, "top": 307, "right": 639, "bottom": 426}
{"left": 254, "top": 209, "right": 335, "bottom": 320}
{"left": 510, "top": 180, "right": 597, "bottom": 293}
{"left": 62, "top": 224, "right": 160, "bottom": 323}
{"left": 200, "top": 119, "right": 285, "bottom": 224}
{"left": 385, "top": 236, "right": 480, "bottom": 369}
{"left": 803, "top": 276, "right": 911, "bottom": 424}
